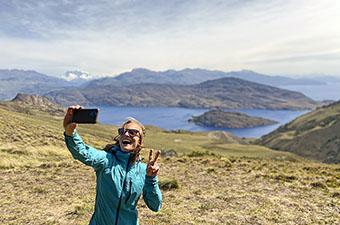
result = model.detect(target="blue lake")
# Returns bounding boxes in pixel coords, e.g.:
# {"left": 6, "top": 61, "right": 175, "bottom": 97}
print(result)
{"left": 97, "top": 106, "right": 309, "bottom": 138}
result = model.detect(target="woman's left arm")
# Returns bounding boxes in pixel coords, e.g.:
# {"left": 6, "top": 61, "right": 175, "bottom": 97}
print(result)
{"left": 143, "top": 175, "right": 162, "bottom": 211}
{"left": 143, "top": 149, "right": 162, "bottom": 212}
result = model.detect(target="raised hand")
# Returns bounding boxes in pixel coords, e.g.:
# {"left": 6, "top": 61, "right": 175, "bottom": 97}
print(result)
{"left": 63, "top": 105, "right": 81, "bottom": 136}
{"left": 146, "top": 149, "right": 160, "bottom": 177}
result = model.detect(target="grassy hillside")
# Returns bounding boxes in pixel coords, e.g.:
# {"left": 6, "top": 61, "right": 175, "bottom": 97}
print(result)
{"left": 257, "top": 101, "right": 340, "bottom": 163}
{"left": 0, "top": 105, "right": 339, "bottom": 224}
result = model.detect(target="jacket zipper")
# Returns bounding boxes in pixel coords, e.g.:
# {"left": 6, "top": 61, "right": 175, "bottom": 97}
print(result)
{"left": 125, "top": 179, "right": 132, "bottom": 204}
{"left": 114, "top": 154, "right": 131, "bottom": 225}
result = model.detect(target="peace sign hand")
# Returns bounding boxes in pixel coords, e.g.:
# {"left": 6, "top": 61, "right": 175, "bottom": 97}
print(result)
{"left": 146, "top": 149, "right": 160, "bottom": 177}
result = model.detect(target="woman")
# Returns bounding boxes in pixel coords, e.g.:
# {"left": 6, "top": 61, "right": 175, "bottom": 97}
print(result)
{"left": 63, "top": 105, "right": 162, "bottom": 225}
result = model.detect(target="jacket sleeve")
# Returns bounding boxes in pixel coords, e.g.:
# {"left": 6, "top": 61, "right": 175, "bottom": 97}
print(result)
{"left": 64, "top": 131, "right": 109, "bottom": 171}
{"left": 143, "top": 175, "right": 162, "bottom": 212}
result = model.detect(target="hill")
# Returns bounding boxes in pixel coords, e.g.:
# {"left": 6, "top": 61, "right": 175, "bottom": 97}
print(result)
{"left": 257, "top": 101, "right": 340, "bottom": 163}
{"left": 0, "top": 69, "right": 71, "bottom": 100}
{"left": 46, "top": 77, "right": 317, "bottom": 110}
{"left": 189, "top": 109, "right": 277, "bottom": 128}
{"left": 86, "top": 68, "right": 324, "bottom": 87}
{"left": 0, "top": 105, "right": 339, "bottom": 224}
{"left": 0, "top": 93, "right": 64, "bottom": 116}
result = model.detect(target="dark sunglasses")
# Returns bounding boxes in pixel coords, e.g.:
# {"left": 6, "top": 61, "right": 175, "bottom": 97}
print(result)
{"left": 118, "top": 128, "right": 141, "bottom": 137}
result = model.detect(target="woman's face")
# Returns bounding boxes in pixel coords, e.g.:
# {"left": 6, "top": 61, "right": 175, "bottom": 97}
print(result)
{"left": 118, "top": 122, "right": 143, "bottom": 152}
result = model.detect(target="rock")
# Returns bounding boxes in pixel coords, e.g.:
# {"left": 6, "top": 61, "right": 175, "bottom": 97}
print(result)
{"left": 0, "top": 93, "right": 65, "bottom": 116}
{"left": 161, "top": 149, "right": 178, "bottom": 158}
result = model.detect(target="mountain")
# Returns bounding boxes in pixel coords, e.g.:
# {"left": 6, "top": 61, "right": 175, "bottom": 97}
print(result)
{"left": 86, "top": 68, "right": 325, "bottom": 88}
{"left": 46, "top": 77, "right": 317, "bottom": 110}
{"left": 189, "top": 109, "right": 277, "bottom": 128}
{"left": 0, "top": 68, "right": 329, "bottom": 102}
{"left": 256, "top": 101, "right": 340, "bottom": 163}
{"left": 0, "top": 69, "right": 71, "bottom": 100}
{"left": 0, "top": 93, "right": 64, "bottom": 116}
{"left": 86, "top": 68, "right": 225, "bottom": 87}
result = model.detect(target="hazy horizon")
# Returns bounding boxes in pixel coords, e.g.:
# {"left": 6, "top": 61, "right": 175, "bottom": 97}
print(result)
{"left": 1, "top": 0, "right": 340, "bottom": 77}
{"left": 2, "top": 67, "right": 340, "bottom": 80}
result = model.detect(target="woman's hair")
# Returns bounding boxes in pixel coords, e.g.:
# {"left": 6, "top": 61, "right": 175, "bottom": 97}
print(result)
{"left": 104, "top": 117, "right": 145, "bottom": 163}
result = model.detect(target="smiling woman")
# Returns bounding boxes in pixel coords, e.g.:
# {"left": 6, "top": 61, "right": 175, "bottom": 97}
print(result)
{"left": 63, "top": 106, "right": 162, "bottom": 225}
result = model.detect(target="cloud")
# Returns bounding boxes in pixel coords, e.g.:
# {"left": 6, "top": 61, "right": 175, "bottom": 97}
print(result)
{"left": 0, "top": 0, "right": 340, "bottom": 77}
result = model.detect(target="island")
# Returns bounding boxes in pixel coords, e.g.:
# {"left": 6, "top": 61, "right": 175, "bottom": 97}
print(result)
{"left": 188, "top": 109, "right": 278, "bottom": 128}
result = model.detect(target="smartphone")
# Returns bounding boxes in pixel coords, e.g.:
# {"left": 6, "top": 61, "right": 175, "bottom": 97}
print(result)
{"left": 72, "top": 108, "right": 99, "bottom": 124}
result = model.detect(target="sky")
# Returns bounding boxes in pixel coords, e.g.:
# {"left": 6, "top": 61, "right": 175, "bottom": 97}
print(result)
{"left": 0, "top": 0, "right": 340, "bottom": 77}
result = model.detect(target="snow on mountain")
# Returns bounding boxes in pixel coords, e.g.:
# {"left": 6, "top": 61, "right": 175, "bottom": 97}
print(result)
{"left": 62, "top": 70, "right": 94, "bottom": 81}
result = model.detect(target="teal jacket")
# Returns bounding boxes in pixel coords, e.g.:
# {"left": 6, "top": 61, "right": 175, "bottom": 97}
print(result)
{"left": 64, "top": 132, "right": 162, "bottom": 225}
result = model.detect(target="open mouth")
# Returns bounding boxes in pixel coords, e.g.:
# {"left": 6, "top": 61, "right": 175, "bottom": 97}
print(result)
{"left": 122, "top": 139, "right": 133, "bottom": 145}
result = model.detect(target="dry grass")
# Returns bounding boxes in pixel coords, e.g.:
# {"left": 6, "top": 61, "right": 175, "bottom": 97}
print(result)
{"left": 0, "top": 156, "right": 339, "bottom": 225}
{"left": 0, "top": 106, "right": 339, "bottom": 224}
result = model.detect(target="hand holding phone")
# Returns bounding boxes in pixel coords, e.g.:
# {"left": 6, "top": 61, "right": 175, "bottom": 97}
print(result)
{"left": 71, "top": 108, "right": 99, "bottom": 124}
{"left": 63, "top": 106, "right": 99, "bottom": 136}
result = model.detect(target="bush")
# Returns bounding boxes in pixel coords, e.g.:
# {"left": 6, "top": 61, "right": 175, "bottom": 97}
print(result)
{"left": 310, "top": 181, "right": 328, "bottom": 190}
{"left": 187, "top": 150, "right": 215, "bottom": 157}
{"left": 274, "top": 174, "right": 297, "bottom": 182}
{"left": 159, "top": 178, "right": 179, "bottom": 191}
{"left": 206, "top": 167, "right": 215, "bottom": 173}
{"left": 161, "top": 149, "right": 178, "bottom": 158}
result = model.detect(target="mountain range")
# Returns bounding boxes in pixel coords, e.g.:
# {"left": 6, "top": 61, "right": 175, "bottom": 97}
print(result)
{"left": 46, "top": 76, "right": 317, "bottom": 109}
{"left": 1, "top": 68, "right": 338, "bottom": 108}
{"left": 86, "top": 68, "right": 326, "bottom": 87}
{"left": 0, "top": 69, "right": 70, "bottom": 100}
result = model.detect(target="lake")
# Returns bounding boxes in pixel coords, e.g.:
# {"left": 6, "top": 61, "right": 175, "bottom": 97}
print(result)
{"left": 97, "top": 106, "right": 309, "bottom": 138}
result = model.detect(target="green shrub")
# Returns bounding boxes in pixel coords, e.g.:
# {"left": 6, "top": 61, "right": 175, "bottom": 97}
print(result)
{"left": 187, "top": 150, "right": 215, "bottom": 157}
{"left": 159, "top": 178, "right": 179, "bottom": 191}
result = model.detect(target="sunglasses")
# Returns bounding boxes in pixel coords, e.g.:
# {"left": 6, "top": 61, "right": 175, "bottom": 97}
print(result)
{"left": 118, "top": 128, "right": 141, "bottom": 137}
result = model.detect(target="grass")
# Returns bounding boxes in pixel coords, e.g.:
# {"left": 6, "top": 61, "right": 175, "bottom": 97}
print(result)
{"left": 257, "top": 102, "right": 340, "bottom": 164}
{"left": 0, "top": 105, "right": 339, "bottom": 224}
{"left": 1, "top": 156, "right": 339, "bottom": 225}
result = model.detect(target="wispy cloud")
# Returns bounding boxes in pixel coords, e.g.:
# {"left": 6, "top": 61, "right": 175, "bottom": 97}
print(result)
{"left": 0, "top": 0, "right": 339, "bottom": 77}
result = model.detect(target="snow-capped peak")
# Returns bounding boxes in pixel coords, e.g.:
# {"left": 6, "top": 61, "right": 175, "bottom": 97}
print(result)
{"left": 63, "top": 70, "right": 94, "bottom": 81}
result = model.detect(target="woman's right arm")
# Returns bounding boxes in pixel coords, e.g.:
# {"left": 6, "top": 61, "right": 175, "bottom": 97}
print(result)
{"left": 64, "top": 106, "right": 109, "bottom": 170}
